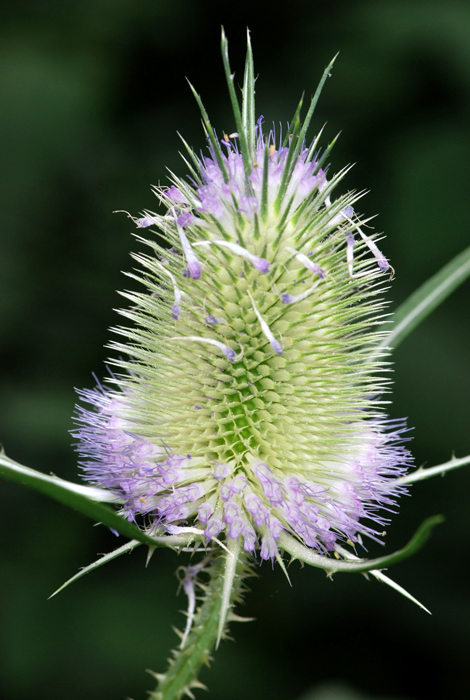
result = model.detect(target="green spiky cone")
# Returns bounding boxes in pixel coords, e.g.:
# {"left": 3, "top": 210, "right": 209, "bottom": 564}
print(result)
{"left": 74, "top": 31, "right": 411, "bottom": 589}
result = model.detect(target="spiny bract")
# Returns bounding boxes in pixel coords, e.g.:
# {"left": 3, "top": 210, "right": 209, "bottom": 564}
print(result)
{"left": 73, "top": 37, "right": 412, "bottom": 563}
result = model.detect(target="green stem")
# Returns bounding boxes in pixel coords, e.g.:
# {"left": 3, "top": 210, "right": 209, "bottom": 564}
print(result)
{"left": 397, "top": 454, "right": 470, "bottom": 485}
{"left": 149, "top": 549, "right": 245, "bottom": 700}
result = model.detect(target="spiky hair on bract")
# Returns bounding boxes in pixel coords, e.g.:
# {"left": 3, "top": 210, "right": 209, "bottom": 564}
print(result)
{"left": 73, "top": 32, "right": 412, "bottom": 567}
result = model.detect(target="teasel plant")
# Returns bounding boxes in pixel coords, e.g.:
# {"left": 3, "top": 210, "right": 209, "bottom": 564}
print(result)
{"left": 1, "top": 29, "right": 470, "bottom": 700}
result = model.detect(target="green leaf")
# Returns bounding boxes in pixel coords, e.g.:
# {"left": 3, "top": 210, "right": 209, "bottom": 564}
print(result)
{"left": 0, "top": 454, "right": 195, "bottom": 549}
{"left": 221, "top": 27, "right": 251, "bottom": 175}
{"left": 186, "top": 80, "right": 229, "bottom": 184}
{"left": 241, "top": 29, "right": 256, "bottom": 161}
{"left": 379, "top": 243, "right": 470, "bottom": 351}
{"left": 281, "top": 93, "right": 304, "bottom": 148}
{"left": 49, "top": 539, "right": 141, "bottom": 598}
{"left": 273, "top": 108, "right": 304, "bottom": 214}
{"left": 260, "top": 139, "right": 270, "bottom": 222}
{"left": 217, "top": 536, "right": 241, "bottom": 648}
{"left": 274, "top": 55, "right": 337, "bottom": 213}
{"left": 279, "top": 515, "right": 444, "bottom": 574}
{"left": 0, "top": 452, "right": 115, "bottom": 500}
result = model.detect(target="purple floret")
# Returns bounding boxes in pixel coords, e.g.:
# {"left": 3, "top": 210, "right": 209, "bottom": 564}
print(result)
{"left": 177, "top": 212, "right": 194, "bottom": 227}
{"left": 222, "top": 345, "right": 236, "bottom": 362}
{"left": 252, "top": 257, "right": 270, "bottom": 274}
{"left": 188, "top": 259, "right": 202, "bottom": 280}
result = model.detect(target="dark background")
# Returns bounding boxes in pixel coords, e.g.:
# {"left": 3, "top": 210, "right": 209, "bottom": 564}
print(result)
{"left": 1, "top": 1, "right": 469, "bottom": 699}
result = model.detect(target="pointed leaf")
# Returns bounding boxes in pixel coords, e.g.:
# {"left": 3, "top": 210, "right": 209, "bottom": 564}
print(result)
{"left": 221, "top": 27, "right": 251, "bottom": 174}
{"left": 274, "top": 105, "right": 304, "bottom": 213}
{"left": 186, "top": 80, "right": 229, "bottom": 183}
{"left": 335, "top": 544, "right": 431, "bottom": 613}
{"left": 371, "top": 570, "right": 431, "bottom": 614}
{"left": 275, "top": 552, "right": 292, "bottom": 586}
{"left": 296, "top": 54, "right": 338, "bottom": 153}
{"left": 282, "top": 93, "right": 304, "bottom": 148}
{"left": 275, "top": 55, "right": 337, "bottom": 212}
{"left": 216, "top": 536, "right": 240, "bottom": 648}
{"left": 242, "top": 29, "right": 256, "bottom": 160}
{"left": 49, "top": 539, "right": 141, "bottom": 598}
{"left": 260, "top": 139, "right": 270, "bottom": 222}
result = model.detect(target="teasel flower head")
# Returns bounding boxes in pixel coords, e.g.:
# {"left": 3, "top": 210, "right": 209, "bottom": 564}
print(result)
{"left": 73, "top": 34, "right": 412, "bottom": 566}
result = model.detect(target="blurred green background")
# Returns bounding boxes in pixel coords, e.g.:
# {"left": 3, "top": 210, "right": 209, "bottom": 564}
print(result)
{"left": 1, "top": 1, "right": 469, "bottom": 699}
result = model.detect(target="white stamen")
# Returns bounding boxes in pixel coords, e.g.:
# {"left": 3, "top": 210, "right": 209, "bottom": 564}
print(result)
{"left": 155, "top": 263, "right": 182, "bottom": 320}
{"left": 345, "top": 231, "right": 370, "bottom": 279}
{"left": 247, "top": 291, "right": 282, "bottom": 354}
{"left": 194, "top": 240, "right": 269, "bottom": 273}
{"left": 180, "top": 572, "right": 197, "bottom": 649}
{"left": 286, "top": 247, "right": 325, "bottom": 278}
{"left": 346, "top": 231, "right": 355, "bottom": 277}
{"left": 166, "top": 525, "right": 206, "bottom": 537}
{"left": 280, "top": 279, "right": 322, "bottom": 304}
{"left": 344, "top": 214, "right": 389, "bottom": 272}
{"left": 174, "top": 212, "right": 201, "bottom": 279}
{"left": 114, "top": 210, "right": 157, "bottom": 228}
{"left": 169, "top": 335, "right": 240, "bottom": 362}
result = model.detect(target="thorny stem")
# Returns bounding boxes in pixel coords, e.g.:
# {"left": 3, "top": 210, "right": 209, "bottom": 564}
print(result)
{"left": 148, "top": 547, "right": 246, "bottom": 700}
{"left": 397, "top": 454, "right": 470, "bottom": 485}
